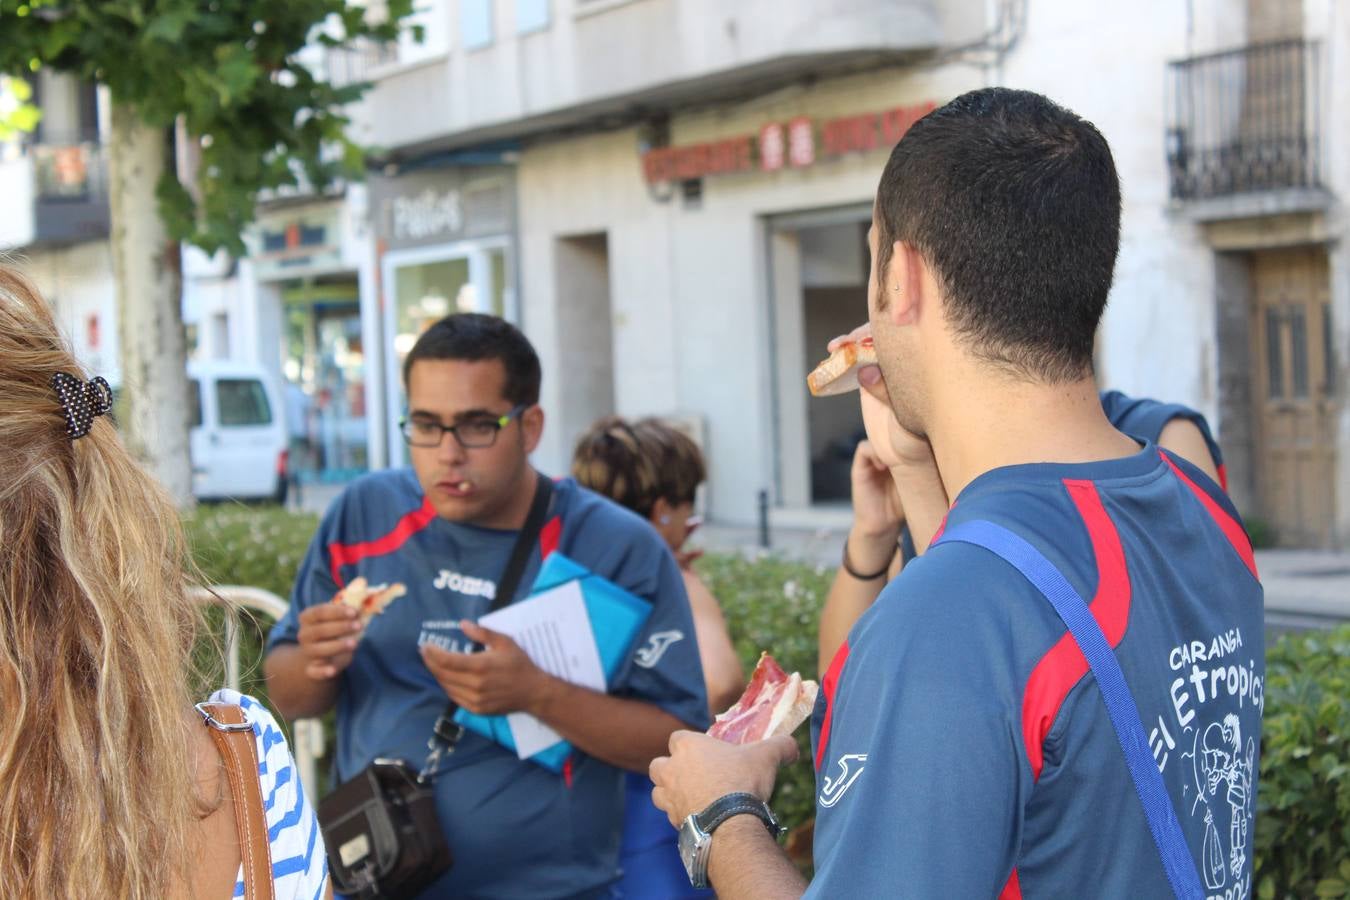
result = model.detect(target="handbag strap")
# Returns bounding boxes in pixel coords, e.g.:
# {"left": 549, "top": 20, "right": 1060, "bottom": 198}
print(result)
{"left": 419, "top": 470, "right": 555, "bottom": 780}
{"left": 197, "top": 702, "right": 276, "bottom": 900}
{"left": 934, "top": 520, "right": 1204, "bottom": 900}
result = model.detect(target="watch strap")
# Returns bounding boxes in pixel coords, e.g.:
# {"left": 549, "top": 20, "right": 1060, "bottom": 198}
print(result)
{"left": 694, "top": 792, "right": 784, "bottom": 839}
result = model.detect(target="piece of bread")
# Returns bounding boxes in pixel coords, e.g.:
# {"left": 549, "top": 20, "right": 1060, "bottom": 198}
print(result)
{"left": 764, "top": 673, "right": 819, "bottom": 739}
{"left": 332, "top": 576, "right": 407, "bottom": 625}
{"left": 807, "top": 339, "right": 878, "bottom": 397}
{"left": 708, "top": 652, "right": 819, "bottom": 744}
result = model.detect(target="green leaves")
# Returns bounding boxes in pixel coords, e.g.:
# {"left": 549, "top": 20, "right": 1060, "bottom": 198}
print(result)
{"left": 698, "top": 552, "right": 833, "bottom": 840}
{"left": 0, "top": 75, "right": 42, "bottom": 139}
{"left": 0, "top": 0, "right": 416, "bottom": 256}
{"left": 1255, "top": 625, "right": 1350, "bottom": 899}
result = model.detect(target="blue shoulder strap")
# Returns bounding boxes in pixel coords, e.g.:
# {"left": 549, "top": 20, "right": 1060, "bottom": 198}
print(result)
{"left": 935, "top": 520, "right": 1204, "bottom": 900}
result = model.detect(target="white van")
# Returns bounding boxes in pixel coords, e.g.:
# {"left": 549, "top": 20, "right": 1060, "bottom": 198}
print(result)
{"left": 107, "top": 361, "right": 290, "bottom": 504}
{"left": 187, "top": 360, "right": 289, "bottom": 504}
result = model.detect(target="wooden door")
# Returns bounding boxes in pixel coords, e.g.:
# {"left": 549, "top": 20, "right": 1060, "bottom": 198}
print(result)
{"left": 1250, "top": 248, "right": 1336, "bottom": 547}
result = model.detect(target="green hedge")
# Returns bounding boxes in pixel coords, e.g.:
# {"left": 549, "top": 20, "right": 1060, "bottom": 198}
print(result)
{"left": 185, "top": 504, "right": 316, "bottom": 705}
{"left": 697, "top": 551, "right": 833, "bottom": 842}
{"left": 1255, "top": 625, "right": 1350, "bottom": 900}
{"left": 184, "top": 506, "right": 1349, "bottom": 890}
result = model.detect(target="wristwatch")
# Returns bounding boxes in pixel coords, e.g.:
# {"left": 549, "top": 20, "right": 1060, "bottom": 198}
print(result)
{"left": 678, "top": 792, "right": 786, "bottom": 889}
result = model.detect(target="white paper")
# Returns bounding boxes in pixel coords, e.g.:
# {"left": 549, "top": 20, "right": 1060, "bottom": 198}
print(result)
{"left": 477, "top": 580, "right": 605, "bottom": 759}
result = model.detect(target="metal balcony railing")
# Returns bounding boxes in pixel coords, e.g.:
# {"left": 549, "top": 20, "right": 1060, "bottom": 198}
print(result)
{"left": 326, "top": 39, "right": 401, "bottom": 88}
{"left": 1165, "top": 39, "right": 1322, "bottom": 202}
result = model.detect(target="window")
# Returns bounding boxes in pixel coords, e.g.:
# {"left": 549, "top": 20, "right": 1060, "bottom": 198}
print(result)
{"left": 516, "top": 0, "right": 549, "bottom": 33}
{"left": 460, "top": 0, "right": 493, "bottom": 49}
{"left": 189, "top": 379, "right": 203, "bottom": 428}
{"left": 1289, "top": 306, "right": 1309, "bottom": 399}
{"left": 217, "top": 379, "right": 272, "bottom": 427}
{"left": 1265, "top": 308, "right": 1284, "bottom": 399}
{"left": 1324, "top": 304, "right": 1335, "bottom": 395}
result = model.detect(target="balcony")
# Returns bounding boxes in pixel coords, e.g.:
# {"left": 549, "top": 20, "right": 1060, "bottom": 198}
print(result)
{"left": 0, "top": 138, "right": 110, "bottom": 249}
{"left": 1165, "top": 39, "right": 1328, "bottom": 220}
{"left": 363, "top": 0, "right": 942, "bottom": 157}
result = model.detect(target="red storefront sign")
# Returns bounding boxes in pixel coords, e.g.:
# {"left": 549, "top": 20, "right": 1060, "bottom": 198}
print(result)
{"left": 641, "top": 137, "right": 755, "bottom": 184}
{"left": 640, "top": 100, "right": 937, "bottom": 184}
{"left": 759, "top": 122, "right": 786, "bottom": 172}
{"left": 787, "top": 117, "right": 815, "bottom": 168}
{"left": 821, "top": 101, "right": 937, "bottom": 157}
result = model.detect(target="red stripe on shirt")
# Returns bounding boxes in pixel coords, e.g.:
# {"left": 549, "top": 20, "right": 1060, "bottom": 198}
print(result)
{"left": 814, "top": 640, "right": 851, "bottom": 771}
{"left": 929, "top": 516, "right": 949, "bottom": 545}
{"left": 999, "top": 867, "right": 1023, "bottom": 900}
{"left": 1163, "top": 453, "right": 1257, "bottom": 579}
{"left": 327, "top": 498, "right": 437, "bottom": 588}
{"left": 540, "top": 516, "right": 562, "bottom": 560}
{"left": 1216, "top": 462, "right": 1229, "bottom": 493}
{"left": 1019, "top": 480, "right": 1132, "bottom": 780}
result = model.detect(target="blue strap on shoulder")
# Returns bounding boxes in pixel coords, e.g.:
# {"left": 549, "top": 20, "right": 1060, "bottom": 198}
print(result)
{"left": 935, "top": 520, "right": 1204, "bottom": 900}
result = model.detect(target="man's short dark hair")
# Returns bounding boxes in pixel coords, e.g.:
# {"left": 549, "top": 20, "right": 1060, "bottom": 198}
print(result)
{"left": 875, "top": 87, "right": 1121, "bottom": 382}
{"left": 403, "top": 313, "right": 542, "bottom": 406}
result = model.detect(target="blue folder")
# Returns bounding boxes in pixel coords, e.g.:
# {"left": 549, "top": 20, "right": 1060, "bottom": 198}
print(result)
{"left": 454, "top": 553, "right": 653, "bottom": 771}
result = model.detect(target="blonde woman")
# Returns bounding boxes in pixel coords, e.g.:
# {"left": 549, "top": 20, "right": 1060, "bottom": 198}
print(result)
{"left": 0, "top": 267, "right": 329, "bottom": 899}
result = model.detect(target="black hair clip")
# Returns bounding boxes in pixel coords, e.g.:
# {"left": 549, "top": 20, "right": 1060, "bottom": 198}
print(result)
{"left": 51, "top": 372, "right": 113, "bottom": 440}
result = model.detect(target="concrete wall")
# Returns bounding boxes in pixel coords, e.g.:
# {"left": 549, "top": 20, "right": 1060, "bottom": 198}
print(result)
{"left": 366, "top": 0, "right": 945, "bottom": 151}
{"left": 518, "top": 65, "right": 976, "bottom": 521}
{"left": 11, "top": 241, "right": 118, "bottom": 378}
{"left": 1317, "top": 0, "right": 1350, "bottom": 544}
{"left": 519, "top": 0, "right": 1257, "bottom": 524}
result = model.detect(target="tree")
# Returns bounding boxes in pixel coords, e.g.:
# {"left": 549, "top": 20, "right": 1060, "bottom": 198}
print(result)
{"left": 0, "top": 0, "right": 414, "bottom": 504}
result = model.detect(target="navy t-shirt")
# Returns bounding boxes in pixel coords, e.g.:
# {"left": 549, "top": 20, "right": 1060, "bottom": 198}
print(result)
{"left": 268, "top": 469, "right": 710, "bottom": 899}
{"left": 811, "top": 445, "right": 1264, "bottom": 897}
{"left": 1100, "top": 389, "right": 1226, "bottom": 490}
{"left": 899, "top": 390, "right": 1225, "bottom": 561}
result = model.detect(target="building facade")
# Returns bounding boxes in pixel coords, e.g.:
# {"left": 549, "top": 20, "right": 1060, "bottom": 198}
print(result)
{"left": 7, "top": 1, "right": 1347, "bottom": 548}
{"left": 362, "top": 0, "right": 1347, "bottom": 547}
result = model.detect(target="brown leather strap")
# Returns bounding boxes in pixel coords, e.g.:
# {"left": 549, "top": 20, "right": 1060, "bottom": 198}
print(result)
{"left": 200, "top": 703, "right": 275, "bottom": 900}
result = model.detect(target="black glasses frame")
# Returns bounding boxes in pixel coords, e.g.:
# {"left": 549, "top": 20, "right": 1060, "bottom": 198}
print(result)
{"left": 399, "top": 404, "right": 529, "bottom": 449}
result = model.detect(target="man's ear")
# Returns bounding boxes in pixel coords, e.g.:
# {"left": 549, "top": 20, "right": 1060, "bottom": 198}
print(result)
{"left": 521, "top": 405, "right": 545, "bottom": 454}
{"left": 883, "top": 240, "right": 922, "bottom": 326}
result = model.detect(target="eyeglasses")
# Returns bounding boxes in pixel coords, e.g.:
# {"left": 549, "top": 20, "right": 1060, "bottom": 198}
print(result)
{"left": 400, "top": 404, "right": 528, "bottom": 449}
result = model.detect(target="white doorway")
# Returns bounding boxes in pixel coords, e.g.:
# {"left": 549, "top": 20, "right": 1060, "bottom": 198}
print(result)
{"left": 766, "top": 205, "right": 872, "bottom": 513}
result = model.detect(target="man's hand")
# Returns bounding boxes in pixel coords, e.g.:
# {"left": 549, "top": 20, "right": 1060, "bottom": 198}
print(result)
{"left": 296, "top": 602, "right": 365, "bottom": 680}
{"left": 851, "top": 439, "right": 904, "bottom": 538}
{"left": 649, "top": 731, "right": 799, "bottom": 828}
{"left": 827, "top": 324, "right": 934, "bottom": 468}
{"left": 420, "top": 620, "right": 550, "bottom": 715}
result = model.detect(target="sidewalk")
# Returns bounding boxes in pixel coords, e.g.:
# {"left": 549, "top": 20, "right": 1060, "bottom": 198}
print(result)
{"left": 294, "top": 483, "right": 1349, "bottom": 631}
{"left": 694, "top": 521, "right": 1350, "bottom": 632}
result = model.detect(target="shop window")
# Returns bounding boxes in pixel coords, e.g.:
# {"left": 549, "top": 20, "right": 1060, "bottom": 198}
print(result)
{"left": 217, "top": 379, "right": 273, "bottom": 427}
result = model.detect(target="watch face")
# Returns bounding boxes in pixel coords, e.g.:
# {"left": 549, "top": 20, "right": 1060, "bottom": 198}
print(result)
{"left": 678, "top": 814, "right": 709, "bottom": 887}
{"left": 678, "top": 816, "right": 699, "bottom": 872}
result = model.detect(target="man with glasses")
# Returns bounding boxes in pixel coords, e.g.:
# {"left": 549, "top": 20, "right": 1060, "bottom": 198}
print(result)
{"left": 265, "top": 313, "right": 710, "bottom": 899}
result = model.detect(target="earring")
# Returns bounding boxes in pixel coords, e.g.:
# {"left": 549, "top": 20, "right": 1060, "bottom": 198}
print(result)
{"left": 659, "top": 515, "right": 671, "bottom": 524}
{"left": 891, "top": 285, "right": 901, "bottom": 292}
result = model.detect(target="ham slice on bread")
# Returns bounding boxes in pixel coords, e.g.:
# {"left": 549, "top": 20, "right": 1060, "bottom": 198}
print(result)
{"left": 332, "top": 576, "right": 407, "bottom": 625}
{"left": 807, "top": 337, "right": 878, "bottom": 397}
{"left": 708, "top": 652, "right": 819, "bottom": 744}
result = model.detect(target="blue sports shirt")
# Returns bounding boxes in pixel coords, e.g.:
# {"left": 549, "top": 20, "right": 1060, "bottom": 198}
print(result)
{"left": 268, "top": 469, "right": 710, "bottom": 900}
{"left": 812, "top": 445, "right": 1264, "bottom": 898}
